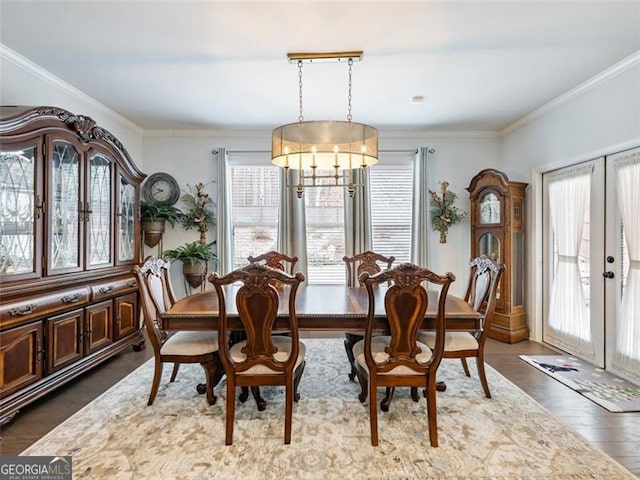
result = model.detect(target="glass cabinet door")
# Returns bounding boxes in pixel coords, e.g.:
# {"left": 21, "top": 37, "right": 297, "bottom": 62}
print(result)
{"left": 49, "top": 140, "right": 81, "bottom": 273}
{"left": 118, "top": 173, "right": 136, "bottom": 263}
{"left": 87, "top": 153, "right": 112, "bottom": 267}
{"left": 0, "top": 145, "right": 39, "bottom": 277}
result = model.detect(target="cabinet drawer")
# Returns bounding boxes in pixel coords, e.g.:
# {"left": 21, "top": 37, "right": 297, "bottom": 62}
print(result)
{"left": 91, "top": 276, "right": 138, "bottom": 301}
{"left": 0, "top": 287, "right": 90, "bottom": 329}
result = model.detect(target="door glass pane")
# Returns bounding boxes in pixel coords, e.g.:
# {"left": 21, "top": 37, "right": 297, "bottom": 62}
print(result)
{"left": 88, "top": 154, "right": 111, "bottom": 266}
{"left": 479, "top": 233, "right": 500, "bottom": 262}
{"left": 0, "top": 146, "right": 36, "bottom": 275}
{"left": 118, "top": 175, "right": 136, "bottom": 262}
{"left": 50, "top": 141, "right": 80, "bottom": 271}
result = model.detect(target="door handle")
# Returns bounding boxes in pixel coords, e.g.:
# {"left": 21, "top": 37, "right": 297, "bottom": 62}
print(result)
{"left": 602, "top": 271, "right": 615, "bottom": 279}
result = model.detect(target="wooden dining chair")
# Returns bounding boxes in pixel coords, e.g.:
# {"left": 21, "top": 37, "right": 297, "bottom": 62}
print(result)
{"left": 247, "top": 250, "right": 298, "bottom": 275}
{"left": 418, "top": 255, "right": 504, "bottom": 398}
{"left": 134, "top": 257, "right": 224, "bottom": 406}
{"left": 342, "top": 251, "right": 395, "bottom": 381}
{"left": 353, "top": 263, "right": 455, "bottom": 447}
{"left": 209, "top": 263, "right": 306, "bottom": 445}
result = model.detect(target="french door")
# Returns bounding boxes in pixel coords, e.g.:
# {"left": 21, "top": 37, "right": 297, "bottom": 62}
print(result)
{"left": 542, "top": 147, "right": 640, "bottom": 384}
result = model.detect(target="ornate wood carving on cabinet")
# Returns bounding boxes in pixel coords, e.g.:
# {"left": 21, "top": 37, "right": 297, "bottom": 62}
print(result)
{"left": 0, "top": 106, "right": 147, "bottom": 424}
{"left": 467, "top": 168, "right": 529, "bottom": 343}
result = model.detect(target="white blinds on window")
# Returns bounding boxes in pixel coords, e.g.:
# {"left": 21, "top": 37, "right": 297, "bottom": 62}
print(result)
{"left": 229, "top": 165, "right": 280, "bottom": 269}
{"left": 370, "top": 160, "right": 413, "bottom": 263}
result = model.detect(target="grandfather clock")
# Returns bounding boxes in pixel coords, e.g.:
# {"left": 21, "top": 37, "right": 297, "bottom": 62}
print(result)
{"left": 467, "top": 168, "right": 529, "bottom": 343}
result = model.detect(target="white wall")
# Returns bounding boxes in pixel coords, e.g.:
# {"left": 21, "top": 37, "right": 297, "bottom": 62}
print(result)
{"left": 500, "top": 55, "right": 640, "bottom": 340}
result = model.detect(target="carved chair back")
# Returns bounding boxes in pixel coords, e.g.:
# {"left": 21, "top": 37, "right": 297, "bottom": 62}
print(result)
{"left": 463, "top": 255, "right": 505, "bottom": 343}
{"left": 361, "top": 263, "right": 455, "bottom": 375}
{"left": 343, "top": 250, "right": 395, "bottom": 287}
{"left": 134, "top": 257, "right": 176, "bottom": 354}
{"left": 210, "top": 263, "right": 305, "bottom": 374}
{"left": 247, "top": 250, "right": 298, "bottom": 275}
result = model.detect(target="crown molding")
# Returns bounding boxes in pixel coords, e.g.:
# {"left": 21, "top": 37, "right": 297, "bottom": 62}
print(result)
{"left": 500, "top": 50, "right": 640, "bottom": 137}
{"left": 143, "top": 127, "right": 499, "bottom": 139}
{"left": 1, "top": 43, "right": 143, "bottom": 135}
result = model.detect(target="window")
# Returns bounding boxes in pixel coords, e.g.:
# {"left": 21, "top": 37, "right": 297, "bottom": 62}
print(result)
{"left": 229, "top": 162, "right": 280, "bottom": 269}
{"left": 370, "top": 156, "right": 413, "bottom": 263}
{"left": 304, "top": 175, "right": 345, "bottom": 284}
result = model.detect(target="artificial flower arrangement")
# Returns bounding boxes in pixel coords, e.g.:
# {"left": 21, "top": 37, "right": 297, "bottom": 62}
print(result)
{"left": 429, "top": 181, "right": 467, "bottom": 243}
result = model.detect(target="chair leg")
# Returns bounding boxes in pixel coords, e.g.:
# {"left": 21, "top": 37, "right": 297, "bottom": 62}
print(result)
{"left": 410, "top": 386, "right": 420, "bottom": 402}
{"left": 293, "top": 361, "right": 306, "bottom": 402}
{"left": 369, "top": 380, "right": 379, "bottom": 446}
{"left": 425, "top": 373, "right": 439, "bottom": 447}
{"left": 147, "top": 359, "right": 163, "bottom": 406}
{"left": 344, "top": 333, "right": 361, "bottom": 381}
{"left": 284, "top": 375, "right": 294, "bottom": 444}
{"left": 356, "top": 368, "right": 368, "bottom": 403}
{"left": 476, "top": 355, "right": 491, "bottom": 398}
{"left": 239, "top": 387, "right": 249, "bottom": 403}
{"left": 251, "top": 387, "right": 267, "bottom": 411}
{"left": 169, "top": 362, "right": 180, "bottom": 382}
{"left": 460, "top": 357, "right": 471, "bottom": 377}
{"left": 225, "top": 377, "right": 236, "bottom": 445}
{"left": 200, "top": 361, "right": 218, "bottom": 406}
{"left": 380, "top": 387, "right": 395, "bottom": 412}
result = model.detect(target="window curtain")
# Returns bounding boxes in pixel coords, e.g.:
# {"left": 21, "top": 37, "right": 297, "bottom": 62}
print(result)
{"left": 546, "top": 165, "right": 594, "bottom": 358}
{"left": 277, "top": 168, "right": 308, "bottom": 279}
{"left": 213, "top": 148, "right": 233, "bottom": 275}
{"left": 612, "top": 147, "right": 640, "bottom": 382}
{"left": 344, "top": 168, "right": 372, "bottom": 282}
{"left": 411, "top": 147, "right": 432, "bottom": 266}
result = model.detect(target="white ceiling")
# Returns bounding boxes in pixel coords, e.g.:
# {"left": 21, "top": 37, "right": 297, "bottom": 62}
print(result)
{"left": 1, "top": 1, "right": 639, "bottom": 132}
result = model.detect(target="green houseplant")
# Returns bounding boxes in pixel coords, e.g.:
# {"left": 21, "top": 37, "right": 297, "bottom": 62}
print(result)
{"left": 140, "top": 201, "right": 184, "bottom": 248}
{"left": 162, "top": 240, "right": 217, "bottom": 289}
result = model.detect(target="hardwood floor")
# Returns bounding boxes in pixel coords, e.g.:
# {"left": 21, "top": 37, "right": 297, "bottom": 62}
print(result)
{"left": 1, "top": 337, "right": 638, "bottom": 477}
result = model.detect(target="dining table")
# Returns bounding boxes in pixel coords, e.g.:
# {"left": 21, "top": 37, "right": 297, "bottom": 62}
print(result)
{"left": 161, "top": 283, "right": 482, "bottom": 332}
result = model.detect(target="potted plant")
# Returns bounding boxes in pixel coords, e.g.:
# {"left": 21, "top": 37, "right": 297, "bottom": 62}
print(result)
{"left": 429, "top": 181, "right": 467, "bottom": 243}
{"left": 140, "top": 201, "right": 183, "bottom": 247}
{"left": 180, "top": 182, "right": 216, "bottom": 244}
{"left": 162, "top": 240, "right": 217, "bottom": 289}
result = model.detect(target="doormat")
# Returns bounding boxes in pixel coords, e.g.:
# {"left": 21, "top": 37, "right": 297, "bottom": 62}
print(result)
{"left": 520, "top": 355, "right": 640, "bottom": 412}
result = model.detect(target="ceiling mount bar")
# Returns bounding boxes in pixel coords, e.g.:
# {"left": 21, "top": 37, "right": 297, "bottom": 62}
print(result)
{"left": 287, "top": 51, "right": 363, "bottom": 64}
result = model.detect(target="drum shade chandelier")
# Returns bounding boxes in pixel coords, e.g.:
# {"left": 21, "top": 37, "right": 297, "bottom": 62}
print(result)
{"left": 271, "top": 51, "right": 378, "bottom": 198}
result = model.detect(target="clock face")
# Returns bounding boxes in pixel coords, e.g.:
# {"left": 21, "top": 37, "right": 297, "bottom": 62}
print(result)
{"left": 479, "top": 192, "right": 500, "bottom": 224}
{"left": 143, "top": 173, "right": 180, "bottom": 205}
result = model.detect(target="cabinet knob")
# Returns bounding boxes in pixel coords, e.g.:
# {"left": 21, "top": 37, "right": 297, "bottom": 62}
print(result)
{"left": 602, "top": 271, "right": 615, "bottom": 279}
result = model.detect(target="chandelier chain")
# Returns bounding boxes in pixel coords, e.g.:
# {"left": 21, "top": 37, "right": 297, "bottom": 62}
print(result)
{"left": 298, "top": 60, "right": 304, "bottom": 123}
{"left": 347, "top": 58, "right": 353, "bottom": 123}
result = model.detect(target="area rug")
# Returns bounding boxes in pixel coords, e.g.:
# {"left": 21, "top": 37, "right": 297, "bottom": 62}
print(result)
{"left": 520, "top": 354, "right": 640, "bottom": 413}
{"left": 21, "top": 339, "right": 635, "bottom": 479}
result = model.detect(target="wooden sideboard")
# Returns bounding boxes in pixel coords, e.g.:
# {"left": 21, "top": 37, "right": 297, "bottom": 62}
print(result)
{"left": 0, "top": 106, "right": 147, "bottom": 424}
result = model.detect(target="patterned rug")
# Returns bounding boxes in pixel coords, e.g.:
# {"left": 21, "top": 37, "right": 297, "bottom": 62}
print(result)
{"left": 21, "top": 339, "right": 635, "bottom": 479}
{"left": 520, "top": 354, "right": 640, "bottom": 413}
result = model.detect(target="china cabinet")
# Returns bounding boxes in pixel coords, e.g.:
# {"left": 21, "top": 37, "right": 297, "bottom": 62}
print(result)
{"left": 467, "top": 168, "right": 529, "bottom": 343}
{"left": 0, "top": 106, "right": 146, "bottom": 423}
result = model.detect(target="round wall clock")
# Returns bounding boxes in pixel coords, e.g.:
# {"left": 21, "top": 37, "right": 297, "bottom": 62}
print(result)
{"left": 142, "top": 172, "right": 181, "bottom": 205}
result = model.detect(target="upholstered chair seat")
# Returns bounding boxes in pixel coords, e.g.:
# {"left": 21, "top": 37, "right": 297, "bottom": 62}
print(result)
{"left": 354, "top": 336, "right": 433, "bottom": 375}
{"left": 417, "top": 331, "right": 479, "bottom": 352}
{"left": 161, "top": 331, "right": 220, "bottom": 356}
{"left": 230, "top": 336, "right": 306, "bottom": 375}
